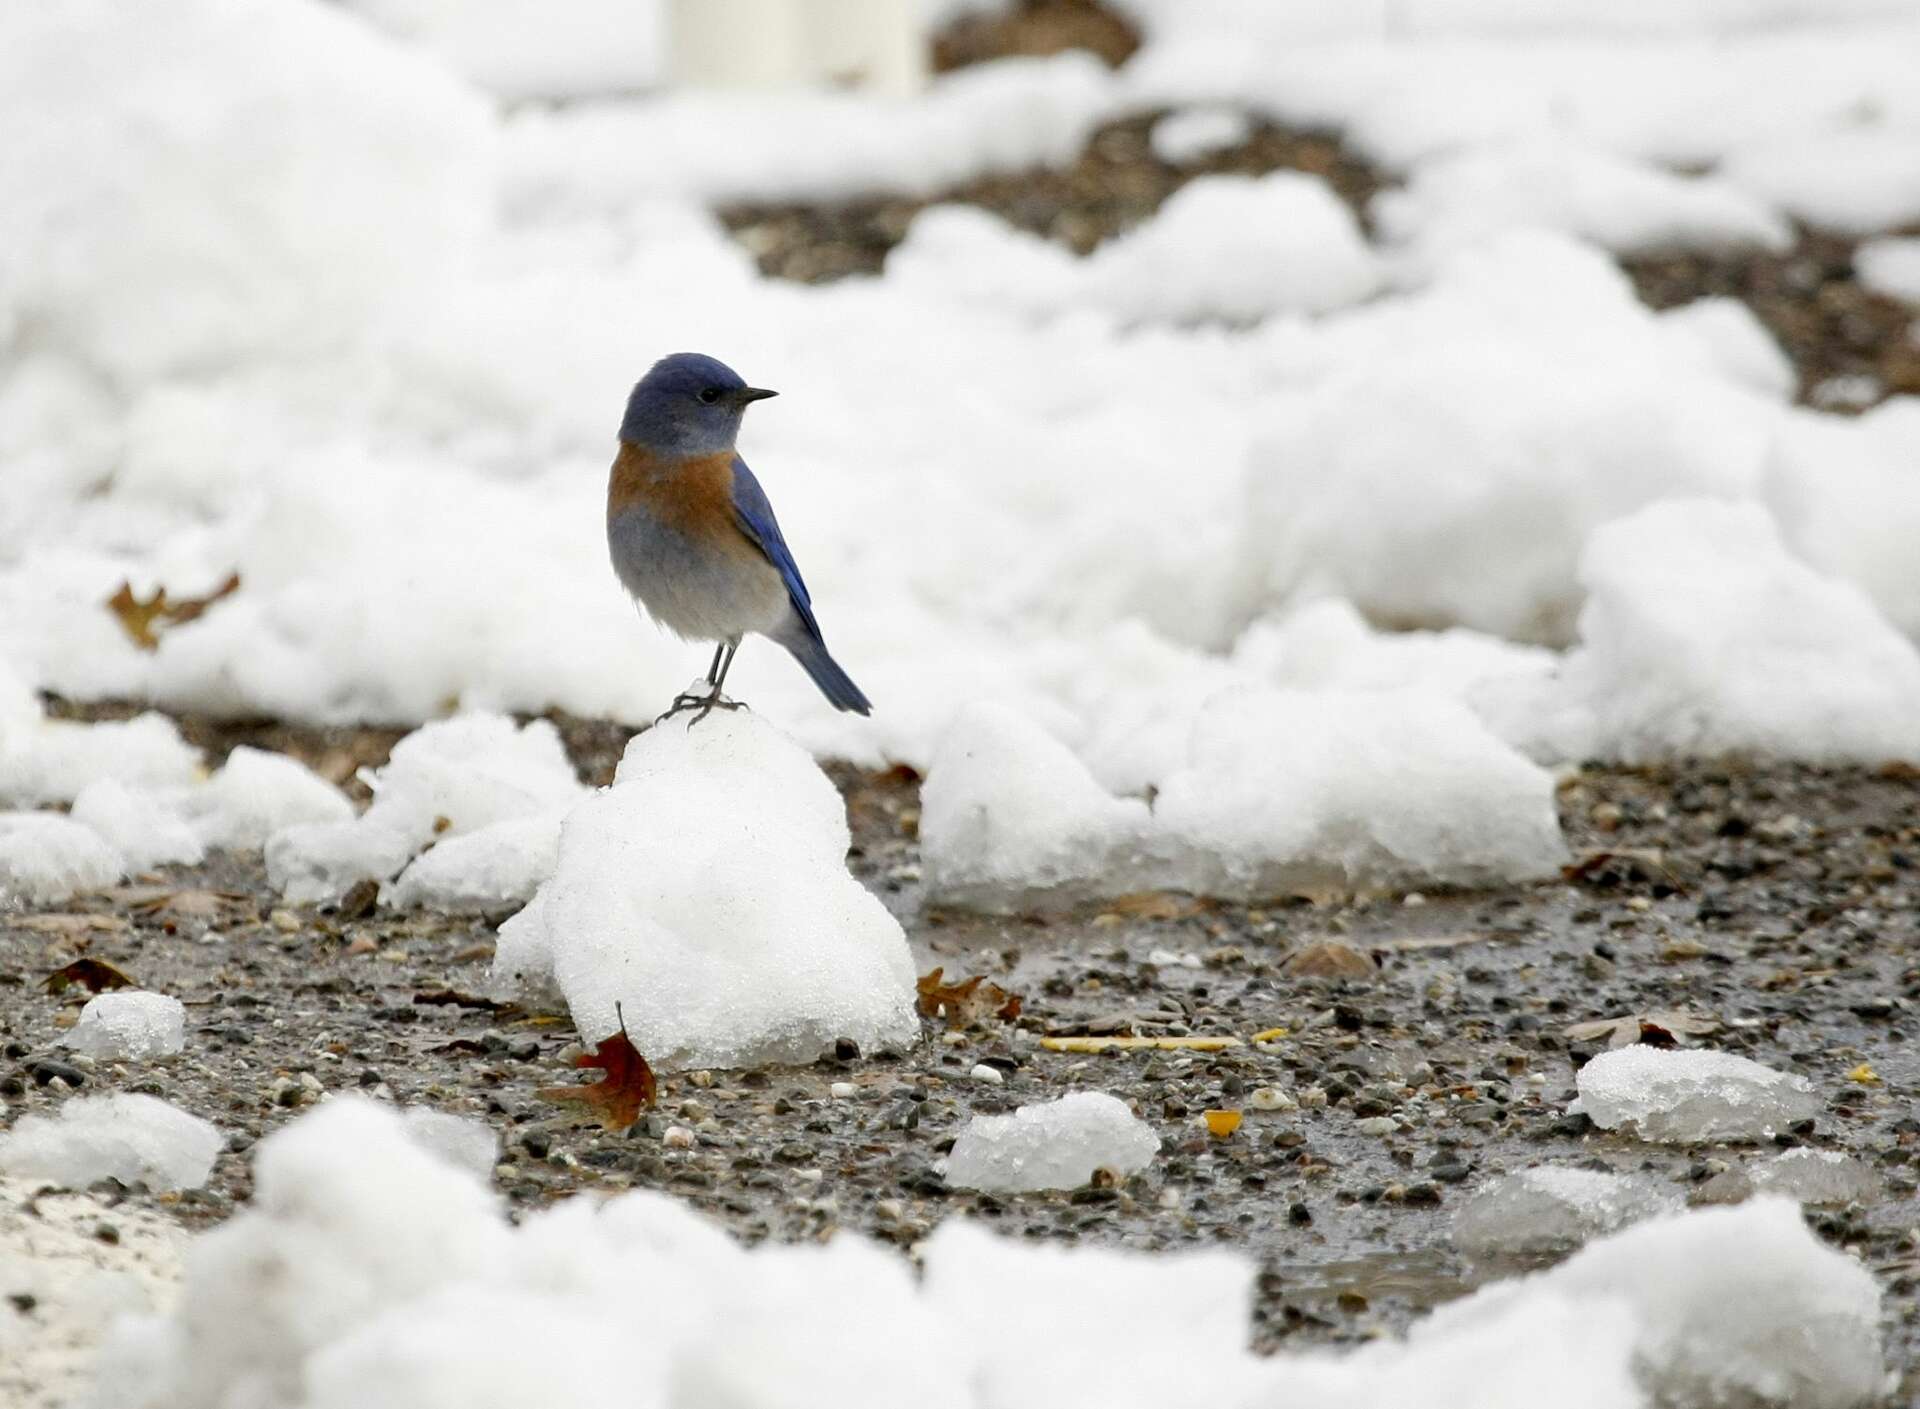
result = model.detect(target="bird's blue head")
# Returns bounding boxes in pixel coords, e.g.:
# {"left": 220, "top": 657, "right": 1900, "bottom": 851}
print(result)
{"left": 619, "top": 352, "right": 777, "bottom": 457}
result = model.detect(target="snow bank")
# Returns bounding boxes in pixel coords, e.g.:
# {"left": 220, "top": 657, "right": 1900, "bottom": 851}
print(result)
{"left": 491, "top": 711, "right": 918, "bottom": 1069}
{"left": 90, "top": 1101, "right": 1883, "bottom": 1409}
{"left": 1571, "top": 1046, "right": 1822, "bottom": 1143}
{"left": 1856, "top": 236, "right": 1920, "bottom": 303}
{"left": 0, "top": 0, "right": 493, "bottom": 385}
{"left": 188, "top": 748, "right": 352, "bottom": 851}
{"left": 0, "top": 712, "right": 200, "bottom": 809}
{"left": 60, "top": 992, "right": 188, "bottom": 1062}
{"left": 945, "top": 1092, "right": 1159, "bottom": 1193}
{"left": 0, "top": 1095, "right": 220, "bottom": 1192}
{"left": 1234, "top": 234, "right": 1772, "bottom": 646}
{"left": 346, "top": 0, "right": 662, "bottom": 102}
{"left": 69, "top": 780, "right": 206, "bottom": 872}
{"left": 1453, "top": 1166, "right": 1679, "bottom": 1260}
{"left": 1516, "top": 500, "right": 1920, "bottom": 765}
{"left": 922, "top": 687, "right": 1566, "bottom": 911}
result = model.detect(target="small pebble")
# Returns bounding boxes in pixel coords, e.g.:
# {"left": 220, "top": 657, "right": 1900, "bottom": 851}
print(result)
{"left": 1355, "top": 1116, "right": 1397, "bottom": 1137}
{"left": 830, "top": 1082, "right": 857, "bottom": 1099}
{"left": 662, "top": 1125, "right": 695, "bottom": 1149}
{"left": 968, "top": 1064, "right": 1003, "bottom": 1085}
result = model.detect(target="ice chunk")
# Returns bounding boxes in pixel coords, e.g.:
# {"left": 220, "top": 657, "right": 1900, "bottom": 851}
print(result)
{"left": 1533, "top": 499, "right": 1920, "bottom": 765}
{"left": 493, "top": 711, "right": 917, "bottom": 1070}
{"left": 1149, "top": 106, "right": 1254, "bottom": 164}
{"left": 60, "top": 991, "right": 187, "bottom": 1062}
{"left": 920, "top": 703, "right": 1154, "bottom": 913}
{"left": 1657, "top": 297, "right": 1796, "bottom": 401}
{"left": 1750, "top": 1149, "right": 1883, "bottom": 1206}
{"left": 69, "top": 779, "right": 205, "bottom": 871}
{"left": 189, "top": 747, "right": 353, "bottom": 851}
{"left": 1155, "top": 688, "right": 1568, "bottom": 897}
{"left": 0, "top": 1094, "right": 220, "bottom": 1191}
{"left": 400, "top": 1108, "right": 499, "bottom": 1184}
{"left": 385, "top": 809, "right": 567, "bottom": 912}
{"left": 266, "top": 819, "right": 417, "bottom": 906}
{"left": 0, "top": 713, "right": 201, "bottom": 808}
{"left": 1453, "top": 1166, "right": 1680, "bottom": 1260}
{"left": 945, "top": 1092, "right": 1158, "bottom": 1193}
{"left": 0, "top": 812, "right": 124, "bottom": 904}
{"left": 1570, "top": 1046, "right": 1820, "bottom": 1143}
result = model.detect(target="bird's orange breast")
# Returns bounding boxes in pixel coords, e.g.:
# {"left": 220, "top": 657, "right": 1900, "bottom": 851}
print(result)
{"left": 607, "top": 446, "right": 744, "bottom": 549}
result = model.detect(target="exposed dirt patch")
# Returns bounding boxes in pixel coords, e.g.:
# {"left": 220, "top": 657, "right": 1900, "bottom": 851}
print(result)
{"left": 933, "top": 0, "right": 1142, "bottom": 73}
{"left": 4, "top": 710, "right": 1917, "bottom": 1391}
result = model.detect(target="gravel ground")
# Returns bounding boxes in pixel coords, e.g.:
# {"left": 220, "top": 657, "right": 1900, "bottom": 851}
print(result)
{"left": 3, "top": 707, "right": 1918, "bottom": 1397}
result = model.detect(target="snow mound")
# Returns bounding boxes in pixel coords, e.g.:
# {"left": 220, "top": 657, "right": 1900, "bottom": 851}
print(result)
{"left": 1158, "top": 687, "right": 1568, "bottom": 897}
{"left": 490, "top": 710, "right": 918, "bottom": 1070}
{"left": 1235, "top": 233, "right": 1769, "bottom": 646}
{"left": 1751, "top": 1149, "right": 1883, "bottom": 1206}
{"left": 1855, "top": 236, "right": 1920, "bottom": 303}
{"left": 1571, "top": 1046, "right": 1821, "bottom": 1144}
{"left": 1453, "top": 1166, "right": 1679, "bottom": 1261}
{"left": 269, "top": 713, "right": 586, "bottom": 905}
{"left": 945, "top": 1092, "right": 1159, "bottom": 1193}
{"left": 92, "top": 1104, "right": 1883, "bottom": 1409}
{"left": 60, "top": 992, "right": 188, "bottom": 1062}
{"left": 0, "top": 813, "right": 124, "bottom": 904}
{"left": 1375, "top": 137, "right": 1790, "bottom": 268}
{"left": 0, "top": 712, "right": 201, "bottom": 809}
{"left": 0, "top": 1094, "right": 220, "bottom": 1192}
{"left": 69, "top": 780, "right": 205, "bottom": 872}
{"left": 1150, "top": 106, "right": 1254, "bottom": 164}
{"left": 190, "top": 747, "right": 353, "bottom": 851}
{"left": 921, "top": 688, "right": 1566, "bottom": 911}
{"left": 920, "top": 704, "right": 1153, "bottom": 913}
{"left": 1530, "top": 499, "right": 1920, "bottom": 765}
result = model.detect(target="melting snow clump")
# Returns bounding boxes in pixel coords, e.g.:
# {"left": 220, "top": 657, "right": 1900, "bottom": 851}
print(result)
{"left": 0, "top": 813, "right": 124, "bottom": 904}
{"left": 1570, "top": 1046, "right": 1820, "bottom": 1143}
{"left": 0, "top": 1094, "right": 220, "bottom": 1192}
{"left": 1453, "top": 1166, "right": 1680, "bottom": 1260}
{"left": 491, "top": 710, "right": 917, "bottom": 1070}
{"left": 60, "top": 992, "right": 188, "bottom": 1062}
{"left": 945, "top": 1092, "right": 1158, "bottom": 1193}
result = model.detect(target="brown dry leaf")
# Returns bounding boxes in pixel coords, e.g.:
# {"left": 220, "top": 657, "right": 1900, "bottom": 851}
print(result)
{"left": 1561, "top": 848, "right": 1685, "bottom": 891}
{"left": 106, "top": 572, "right": 240, "bottom": 651}
{"left": 539, "top": 1013, "right": 657, "bottom": 1130}
{"left": 1283, "top": 941, "right": 1376, "bottom": 981}
{"left": 43, "top": 957, "right": 139, "bottom": 996}
{"left": 128, "top": 889, "right": 246, "bottom": 919}
{"left": 917, "top": 967, "right": 1022, "bottom": 1029}
{"left": 1563, "top": 1008, "right": 1719, "bottom": 1050}
{"left": 1040, "top": 1035, "right": 1243, "bottom": 1053}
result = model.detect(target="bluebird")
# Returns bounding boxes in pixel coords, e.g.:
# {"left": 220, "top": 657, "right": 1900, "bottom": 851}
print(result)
{"left": 607, "top": 352, "right": 872, "bottom": 723}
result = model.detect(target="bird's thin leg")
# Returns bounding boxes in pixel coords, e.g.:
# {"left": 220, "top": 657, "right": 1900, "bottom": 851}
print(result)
{"left": 704, "top": 641, "right": 727, "bottom": 686}
{"left": 689, "top": 639, "right": 747, "bottom": 726}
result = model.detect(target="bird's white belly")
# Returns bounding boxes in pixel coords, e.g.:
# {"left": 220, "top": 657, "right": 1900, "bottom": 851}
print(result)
{"left": 608, "top": 508, "right": 789, "bottom": 642}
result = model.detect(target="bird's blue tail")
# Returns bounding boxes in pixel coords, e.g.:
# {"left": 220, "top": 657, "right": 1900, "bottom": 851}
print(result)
{"left": 782, "top": 632, "right": 872, "bottom": 715}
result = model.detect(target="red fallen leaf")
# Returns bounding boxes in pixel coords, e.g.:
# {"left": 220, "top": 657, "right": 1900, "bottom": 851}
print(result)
{"left": 43, "top": 958, "right": 138, "bottom": 997}
{"left": 106, "top": 572, "right": 240, "bottom": 651}
{"left": 539, "top": 1009, "right": 657, "bottom": 1130}
{"left": 917, "top": 967, "right": 1021, "bottom": 1029}
{"left": 1637, "top": 1021, "right": 1679, "bottom": 1049}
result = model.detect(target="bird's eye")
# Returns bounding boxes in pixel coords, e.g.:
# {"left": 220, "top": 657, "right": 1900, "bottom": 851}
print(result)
{"left": 698, "top": 387, "right": 721, "bottom": 405}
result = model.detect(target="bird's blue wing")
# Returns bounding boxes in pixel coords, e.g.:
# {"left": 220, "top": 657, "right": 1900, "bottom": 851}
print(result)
{"left": 730, "top": 456, "right": 821, "bottom": 638}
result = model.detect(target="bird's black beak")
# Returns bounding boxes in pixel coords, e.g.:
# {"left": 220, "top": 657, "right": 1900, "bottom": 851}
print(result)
{"left": 737, "top": 387, "right": 778, "bottom": 404}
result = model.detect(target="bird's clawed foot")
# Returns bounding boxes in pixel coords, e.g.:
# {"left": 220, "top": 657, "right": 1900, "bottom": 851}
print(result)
{"left": 655, "top": 691, "right": 749, "bottom": 727}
